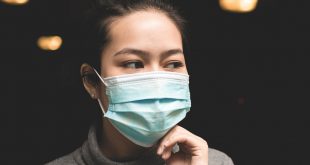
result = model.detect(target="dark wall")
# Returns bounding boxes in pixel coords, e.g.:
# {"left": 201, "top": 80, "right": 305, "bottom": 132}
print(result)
{"left": 2, "top": 0, "right": 309, "bottom": 164}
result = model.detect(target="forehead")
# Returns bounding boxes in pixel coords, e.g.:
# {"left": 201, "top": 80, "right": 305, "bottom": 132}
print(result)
{"left": 106, "top": 10, "right": 182, "bottom": 49}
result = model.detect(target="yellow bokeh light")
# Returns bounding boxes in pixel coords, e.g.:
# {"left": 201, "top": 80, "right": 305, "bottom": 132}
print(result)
{"left": 1, "top": 0, "right": 29, "bottom": 5}
{"left": 37, "top": 36, "right": 63, "bottom": 51}
{"left": 219, "top": 0, "right": 258, "bottom": 13}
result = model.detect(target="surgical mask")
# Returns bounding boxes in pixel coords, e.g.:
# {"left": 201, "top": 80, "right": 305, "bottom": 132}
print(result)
{"left": 94, "top": 70, "right": 191, "bottom": 147}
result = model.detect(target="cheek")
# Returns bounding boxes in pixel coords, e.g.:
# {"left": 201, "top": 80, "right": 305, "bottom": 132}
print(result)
{"left": 98, "top": 84, "right": 109, "bottom": 110}
{"left": 100, "top": 52, "right": 121, "bottom": 77}
{"left": 102, "top": 65, "right": 124, "bottom": 78}
{"left": 180, "top": 57, "right": 189, "bottom": 74}
{"left": 101, "top": 58, "right": 132, "bottom": 77}
{"left": 183, "top": 58, "right": 188, "bottom": 72}
{"left": 178, "top": 62, "right": 188, "bottom": 74}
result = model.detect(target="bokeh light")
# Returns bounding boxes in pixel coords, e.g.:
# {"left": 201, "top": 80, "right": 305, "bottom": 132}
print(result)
{"left": 1, "top": 0, "right": 29, "bottom": 5}
{"left": 37, "top": 36, "right": 63, "bottom": 51}
{"left": 219, "top": 0, "right": 258, "bottom": 13}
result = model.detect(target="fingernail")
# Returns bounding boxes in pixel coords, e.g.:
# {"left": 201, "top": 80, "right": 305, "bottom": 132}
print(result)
{"left": 162, "top": 152, "right": 167, "bottom": 160}
{"left": 162, "top": 151, "right": 169, "bottom": 160}
{"left": 157, "top": 146, "right": 163, "bottom": 155}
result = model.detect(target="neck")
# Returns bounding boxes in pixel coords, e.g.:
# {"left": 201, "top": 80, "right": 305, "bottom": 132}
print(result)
{"left": 98, "top": 118, "right": 149, "bottom": 162}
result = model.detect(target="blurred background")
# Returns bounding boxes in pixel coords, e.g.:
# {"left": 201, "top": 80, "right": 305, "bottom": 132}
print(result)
{"left": 2, "top": 0, "right": 309, "bottom": 164}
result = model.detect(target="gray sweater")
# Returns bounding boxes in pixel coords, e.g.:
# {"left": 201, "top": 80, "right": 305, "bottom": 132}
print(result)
{"left": 46, "top": 124, "right": 234, "bottom": 165}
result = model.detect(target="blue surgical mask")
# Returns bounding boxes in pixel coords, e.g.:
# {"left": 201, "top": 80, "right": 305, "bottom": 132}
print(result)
{"left": 94, "top": 70, "right": 191, "bottom": 147}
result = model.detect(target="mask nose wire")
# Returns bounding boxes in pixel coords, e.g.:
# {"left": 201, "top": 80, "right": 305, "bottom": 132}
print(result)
{"left": 93, "top": 68, "right": 107, "bottom": 115}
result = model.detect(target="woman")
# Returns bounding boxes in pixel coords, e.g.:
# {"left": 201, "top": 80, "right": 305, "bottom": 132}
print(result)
{"left": 47, "top": 0, "right": 233, "bottom": 164}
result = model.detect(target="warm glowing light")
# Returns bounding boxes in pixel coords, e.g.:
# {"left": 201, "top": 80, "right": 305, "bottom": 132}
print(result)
{"left": 219, "top": 0, "right": 258, "bottom": 13}
{"left": 1, "top": 0, "right": 29, "bottom": 5}
{"left": 37, "top": 36, "right": 63, "bottom": 51}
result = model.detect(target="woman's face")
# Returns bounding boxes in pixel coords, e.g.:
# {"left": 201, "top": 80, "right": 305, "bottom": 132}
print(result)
{"left": 100, "top": 10, "right": 188, "bottom": 78}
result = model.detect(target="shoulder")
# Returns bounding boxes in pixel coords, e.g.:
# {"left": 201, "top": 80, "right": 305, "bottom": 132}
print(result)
{"left": 44, "top": 148, "right": 83, "bottom": 165}
{"left": 208, "top": 148, "right": 234, "bottom": 165}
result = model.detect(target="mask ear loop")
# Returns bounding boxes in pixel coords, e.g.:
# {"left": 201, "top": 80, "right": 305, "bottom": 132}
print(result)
{"left": 93, "top": 68, "right": 108, "bottom": 116}
{"left": 97, "top": 98, "right": 106, "bottom": 116}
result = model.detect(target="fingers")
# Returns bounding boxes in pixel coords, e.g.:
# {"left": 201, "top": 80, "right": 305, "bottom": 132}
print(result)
{"left": 161, "top": 134, "right": 193, "bottom": 159}
{"left": 161, "top": 144, "right": 179, "bottom": 160}
{"left": 156, "top": 126, "right": 209, "bottom": 164}
{"left": 157, "top": 126, "right": 181, "bottom": 159}
{"left": 157, "top": 126, "right": 206, "bottom": 160}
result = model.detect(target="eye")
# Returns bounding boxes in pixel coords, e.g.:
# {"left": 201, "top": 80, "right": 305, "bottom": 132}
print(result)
{"left": 165, "top": 61, "right": 184, "bottom": 69}
{"left": 122, "top": 60, "right": 144, "bottom": 69}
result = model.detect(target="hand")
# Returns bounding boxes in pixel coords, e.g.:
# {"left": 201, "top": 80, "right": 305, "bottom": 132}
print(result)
{"left": 157, "top": 126, "right": 208, "bottom": 165}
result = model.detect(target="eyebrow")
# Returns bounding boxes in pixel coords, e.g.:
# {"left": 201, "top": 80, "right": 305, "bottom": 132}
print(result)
{"left": 113, "top": 48, "right": 184, "bottom": 58}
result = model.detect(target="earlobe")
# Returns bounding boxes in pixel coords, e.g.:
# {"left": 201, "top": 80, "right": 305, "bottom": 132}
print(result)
{"left": 91, "top": 93, "right": 97, "bottom": 99}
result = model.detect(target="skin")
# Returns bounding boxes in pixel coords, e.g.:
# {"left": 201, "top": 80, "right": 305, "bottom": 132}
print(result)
{"left": 80, "top": 10, "right": 208, "bottom": 164}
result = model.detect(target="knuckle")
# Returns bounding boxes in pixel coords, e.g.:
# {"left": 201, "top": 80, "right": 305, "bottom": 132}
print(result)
{"left": 200, "top": 138, "right": 209, "bottom": 150}
{"left": 174, "top": 125, "right": 186, "bottom": 134}
{"left": 171, "top": 126, "right": 181, "bottom": 134}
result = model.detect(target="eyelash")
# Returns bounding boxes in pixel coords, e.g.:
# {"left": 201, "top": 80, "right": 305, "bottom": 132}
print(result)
{"left": 121, "top": 60, "right": 184, "bottom": 69}
{"left": 165, "top": 61, "right": 184, "bottom": 69}
{"left": 121, "top": 60, "right": 144, "bottom": 69}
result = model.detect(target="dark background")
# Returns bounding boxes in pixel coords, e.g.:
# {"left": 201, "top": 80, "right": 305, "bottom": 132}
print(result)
{"left": 2, "top": 0, "right": 309, "bottom": 164}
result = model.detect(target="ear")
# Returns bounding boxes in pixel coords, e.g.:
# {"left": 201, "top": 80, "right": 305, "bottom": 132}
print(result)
{"left": 80, "top": 63, "right": 100, "bottom": 99}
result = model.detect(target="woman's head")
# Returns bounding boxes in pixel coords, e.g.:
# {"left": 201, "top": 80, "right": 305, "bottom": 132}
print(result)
{"left": 80, "top": 0, "right": 188, "bottom": 105}
{"left": 78, "top": 0, "right": 191, "bottom": 149}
